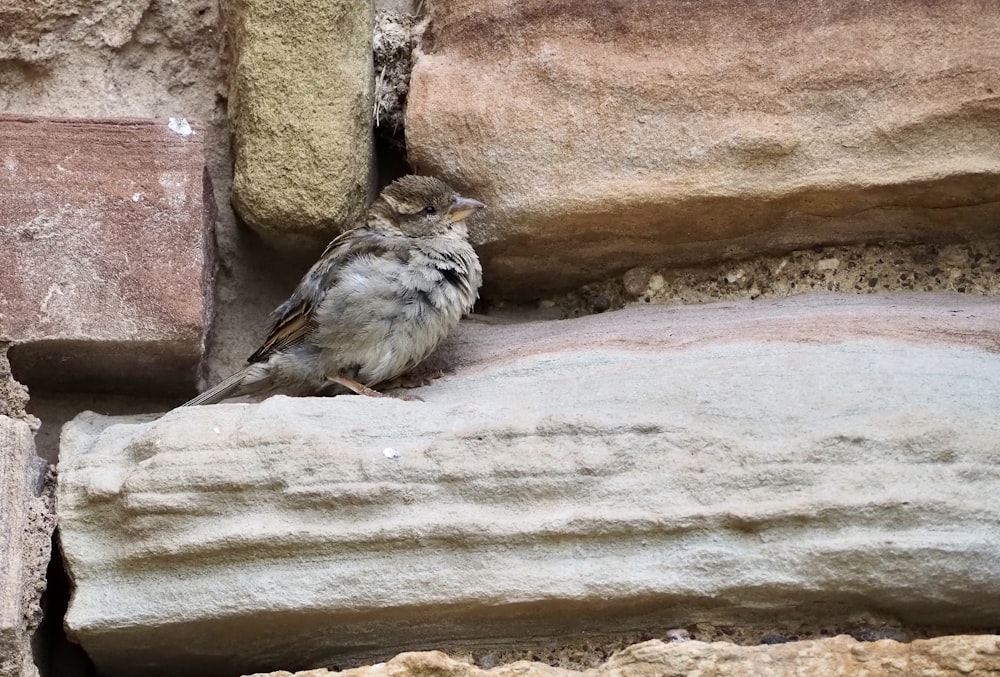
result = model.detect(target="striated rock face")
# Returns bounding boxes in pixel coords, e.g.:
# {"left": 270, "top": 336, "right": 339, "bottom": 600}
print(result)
{"left": 0, "top": 351, "right": 55, "bottom": 677}
{"left": 0, "top": 116, "right": 216, "bottom": 395}
{"left": 245, "top": 635, "right": 1000, "bottom": 677}
{"left": 57, "top": 294, "right": 1000, "bottom": 677}
{"left": 227, "top": 0, "right": 374, "bottom": 246}
{"left": 406, "top": 0, "right": 1000, "bottom": 298}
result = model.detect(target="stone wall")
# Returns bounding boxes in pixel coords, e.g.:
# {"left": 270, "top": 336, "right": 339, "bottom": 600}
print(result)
{"left": 1, "top": 0, "right": 999, "bottom": 675}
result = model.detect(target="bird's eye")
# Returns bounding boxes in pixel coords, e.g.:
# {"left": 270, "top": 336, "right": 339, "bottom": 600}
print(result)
{"left": 423, "top": 205, "right": 436, "bottom": 215}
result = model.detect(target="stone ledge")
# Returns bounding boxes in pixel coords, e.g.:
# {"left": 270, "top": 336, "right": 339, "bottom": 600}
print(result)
{"left": 57, "top": 294, "right": 1000, "bottom": 677}
{"left": 0, "top": 115, "right": 215, "bottom": 394}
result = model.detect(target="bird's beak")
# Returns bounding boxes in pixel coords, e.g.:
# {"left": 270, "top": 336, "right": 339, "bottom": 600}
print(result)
{"left": 447, "top": 196, "right": 486, "bottom": 222}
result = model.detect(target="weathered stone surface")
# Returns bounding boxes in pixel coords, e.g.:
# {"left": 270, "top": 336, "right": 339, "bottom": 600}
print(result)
{"left": 0, "top": 0, "right": 153, "bottom": 62}
{"left": 407, "top": 0, "right": 1000, "bottom": 298}
{"left": 247, "top": 635, "right": 1000, "bottom": 677}
{"left": 57, "top": 294, "right": 1000, "bottom": 677}
{"left": 0, "top": 346, "right": 30, "bottom": 420}
{"left": 1, "top": 354, "right": 55, "bottom": 677}
{"left": 0, "top": 115, "right": 215, "bottom": 394}
{"left": 0, "top": 0, "right": 225, "bottom": 120}
{"left": 227, "top": 0, "right": 374, "bottom": 245}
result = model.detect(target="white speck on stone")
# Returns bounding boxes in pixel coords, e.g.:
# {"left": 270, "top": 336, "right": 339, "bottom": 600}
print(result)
{"left": 647, "top": 274, "right": 666, "bottom": 292}
{"left": 213, "top": 427, "right": 221, "bottom": 434}
{"left": 167, "top": 117, "right": 193, "bottom": 136}
{"left": 6, "top": 155, "right": 18, "bottom": 172}
{"left": 725, "top": 269, "right": 745, "bottom": 284}
{"left": 371, "top": 663, "right": 386, "bottom": 669}
{"left": 382, "top": 448, "right": 400, "bottom": 459}
{"left": 132, "top": 193, "right": 142, "bottom": 202}
{"left": 817, "top": 257, "right": 840, "bottom": 272}
{"left": 665, "top": 628, "right": 691, "bottom": 642}
{"left": 39, "top": 284, "right": 64, "bottom": 318}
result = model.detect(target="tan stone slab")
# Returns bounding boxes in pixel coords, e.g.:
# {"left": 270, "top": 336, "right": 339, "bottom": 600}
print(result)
{"left": 57, "top": 293, "right": 1000, "bottom": 677}
{"left": 0, "top": 115, "right": 215, "bottom": 394}
{"left": 246, "top": 635, "right": 1000, "bottom": 677}
{"left": 227, "top": 0, "right": 374, "bottom": 245}
{"left": 0, "top": 414, "right": 54, "bottom": 677}
{"left": 407, "top": 0, "right": 1000, "bottom": 297}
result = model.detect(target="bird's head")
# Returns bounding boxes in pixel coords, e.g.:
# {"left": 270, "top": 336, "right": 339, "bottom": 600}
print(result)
{"left": 369, "top": 175, "right": 485, "bottom": 238}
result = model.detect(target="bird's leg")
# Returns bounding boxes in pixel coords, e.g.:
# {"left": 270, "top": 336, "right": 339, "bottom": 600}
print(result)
{"left": 327, "top": 374, "right": 424, "bottom": 402}
{"left": 327, "top": 374, "right": 384, "bottom": 398}
{"left": 379, "top": 368, "right": 445, "bottom": 390}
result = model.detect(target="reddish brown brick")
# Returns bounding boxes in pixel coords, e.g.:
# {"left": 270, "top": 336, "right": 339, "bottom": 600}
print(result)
{"left": 0, "top": 116, "right": 215, "bottom": 394}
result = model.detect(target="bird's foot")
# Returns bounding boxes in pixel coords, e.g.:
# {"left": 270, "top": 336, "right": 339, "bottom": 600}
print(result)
{"left": 327, "top": 374, "right": 423, "bottom": 402}
{"left": 379, "top": 369, "right": 445, "bottom": 390}
{"left": 327, "top": 374, "right": 384, "bottom": 398}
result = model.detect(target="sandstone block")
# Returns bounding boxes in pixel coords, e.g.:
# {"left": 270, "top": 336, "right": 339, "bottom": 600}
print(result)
{"left": 406, "top": 1, "right": 1000, "bottom": 297}
{"left": 246, "top": 635, "right": 1000, "bottom": 677}
{"left": 0, "top": 115, "right": 215, "bottom": 394}
{"left": 228, "top": 0, "right": 374, "bottom": 245}
{"left": 57, "top": 294, "right": 1000, "bottom": 677}
{"left": 0, "top": 415, "right": 54, "bottom": 677}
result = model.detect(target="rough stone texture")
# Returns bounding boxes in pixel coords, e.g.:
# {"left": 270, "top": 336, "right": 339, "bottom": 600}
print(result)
{"left": 0, "top": 345, "right": 30, "bottom": 420}
{"left": 227, "top": 0, "right": 375, "bottom": 246}
{"left": 0, "top": 352, "right": 55, "bottom": 677}
{"left": 374, "top": 10, "right": 421, "bottom": 133}
{"left": 374, "top": 0, "right": 415, "bottom": 12}
{"left": 407, "top": 0, "right": 1000, "bottom": 298}
{"left": 57, "top": 294, "right": 1000, "bottom": 677}
{"left": 247, "top": 635, "right": 1000, "bottom": 677}
{"left": 0, "top": 116, "right": 215, "bottom": 395}
{"left": 0, "top": 0, "right": 216, "bottom": 65}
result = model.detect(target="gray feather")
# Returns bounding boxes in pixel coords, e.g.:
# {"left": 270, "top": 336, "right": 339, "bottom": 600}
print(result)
{"left": 180, "top": 368, "right": 250, "bottom": 407}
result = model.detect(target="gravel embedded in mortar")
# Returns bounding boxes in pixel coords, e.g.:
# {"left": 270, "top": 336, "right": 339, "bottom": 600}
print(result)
{"left": 490, "top": 240, "right": 1000, "bottom": 318}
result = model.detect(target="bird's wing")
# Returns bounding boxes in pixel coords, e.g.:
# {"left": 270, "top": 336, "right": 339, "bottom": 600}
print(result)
{"left": 247, "top": 229, "right": 409, "bottom": 364}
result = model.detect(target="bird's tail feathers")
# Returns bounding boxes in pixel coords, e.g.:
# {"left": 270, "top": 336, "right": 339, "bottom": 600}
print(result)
{"left": 180, "top": 368, "right": 250, "bottom": 407}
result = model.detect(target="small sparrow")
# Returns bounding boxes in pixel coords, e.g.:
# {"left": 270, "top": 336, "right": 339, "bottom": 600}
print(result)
{"left": 182, "top": 175, "right": 484, "bottom": 406}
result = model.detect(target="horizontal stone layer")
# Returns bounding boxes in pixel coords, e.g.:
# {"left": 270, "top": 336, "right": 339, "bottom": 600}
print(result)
{"left": 407, "top": 0, "right": 1000, "bottom": 297}
{"left": 58, "top": 294, "right": 1000, "bottom": 677}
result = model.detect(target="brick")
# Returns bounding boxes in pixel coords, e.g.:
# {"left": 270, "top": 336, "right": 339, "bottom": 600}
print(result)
{"left": 0, "top": 116, "right": 215, "bottom": 394}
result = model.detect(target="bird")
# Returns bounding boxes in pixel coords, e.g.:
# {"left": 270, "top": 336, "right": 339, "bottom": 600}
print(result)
{"left": 181, "top": 175, "right": 484, "bottom": 406}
